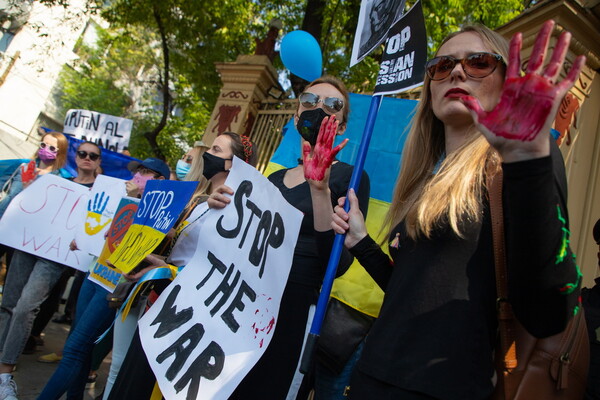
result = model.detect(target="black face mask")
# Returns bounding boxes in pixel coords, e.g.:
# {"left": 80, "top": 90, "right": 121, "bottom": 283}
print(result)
{"left": 296, "top": 108, "right": 330, "bottom": 146}
{"left": 202, "top": 152, "right": 230, "bottom": 180}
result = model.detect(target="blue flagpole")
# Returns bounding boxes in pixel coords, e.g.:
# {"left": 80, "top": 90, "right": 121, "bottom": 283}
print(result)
{"left": 300, "top": 94, "right": 383, "bottom": 374}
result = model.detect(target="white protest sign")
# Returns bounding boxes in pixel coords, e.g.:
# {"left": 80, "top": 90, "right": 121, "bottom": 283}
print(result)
{"left": 139, "top": 157, "right": 302, "bottom": 400}
{"left": 0, "top": 174, "right": 94, "bottom": 271}
{"left": 75, "top": 174, "right": 127, "bottom": 257}
{"left": 63, "top": 109, "right": 133, "bottom": 152}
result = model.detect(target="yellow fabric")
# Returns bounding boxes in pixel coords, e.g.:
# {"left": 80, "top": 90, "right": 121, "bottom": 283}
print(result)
{"left": 120, "top": 264, "right": 179, "bottom": 321}
{"left": 263, "top": 162, "right": 286, "bottom": 177}
{"left": 330, "top": 198, "right": 390, "bottom": 318}
{"left": 150, "top": 381, "right": 162, "bottom": 400}
{"left": 264, "top": 161, "right": 389, "bottom": 318}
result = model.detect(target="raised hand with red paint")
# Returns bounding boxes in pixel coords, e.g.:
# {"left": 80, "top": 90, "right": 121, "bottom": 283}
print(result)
{"left": 21, "top": 160, "right": 37, "bottom": 185}
{"left": 302, "top": 115, "right": 348, "bottom": 182}
{"left": 459, "top": 20, "right": 586, "bottom": 162}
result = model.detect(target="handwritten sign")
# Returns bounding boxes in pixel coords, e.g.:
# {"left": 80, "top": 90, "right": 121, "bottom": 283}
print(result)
{"left": 75, "top": 174, "right": 127, "bottom": 257}
{"left": 0, "top": 174, "right": 93, "bottom": 271}
{"left": 88, "top": 197, "right": 139, "bottom": 292}
{"left": 138, "top": 157, "right": 302, "bottom": 400}
{"left": 108, "top": 180, "right": 197, "bottom": 274}
{"left": 63, "top": 109, "right": 133, "bottom": 152}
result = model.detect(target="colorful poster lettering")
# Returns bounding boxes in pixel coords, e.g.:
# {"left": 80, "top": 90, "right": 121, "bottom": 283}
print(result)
{"left": 108, "top": 180, "right": 197, "bottom": 274}
{"left": 76, "top": 174, "right": 127, "bottom": 257}
{"left": 138, "top": 157, "right": 302, "bottom": 400}
{"left": 0, "top": 174, "right": 93, "bottom": 271}
{"left": 63, "top": 109, "right": 133, "bottom": 152}
{"left": 373, "top": 0, "right": 427, "bottom": 95}
{"left": 88, "top": 196, "right": 140, "bottom": 292}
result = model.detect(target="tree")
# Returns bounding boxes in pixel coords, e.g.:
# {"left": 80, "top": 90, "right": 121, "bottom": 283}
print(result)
{"left": 43, "top": 0, "right": 531, "bottom": 164}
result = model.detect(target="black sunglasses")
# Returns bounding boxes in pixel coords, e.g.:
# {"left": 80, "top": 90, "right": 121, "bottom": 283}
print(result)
{"left": 425, "top": 52, "right": 504, "bottom": 81}
{"left": 39, "top": 142, "right": 58, "bottom": 153}
{"left": 299, "top": 92, "right": 344, "bottom": 114}
{"left": 76, "top": 150, "right": 101, "bottom": 161}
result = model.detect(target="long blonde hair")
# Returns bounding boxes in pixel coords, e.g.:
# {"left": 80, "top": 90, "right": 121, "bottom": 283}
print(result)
{"left": 385, "top": 25, "right": 508, "bottom": 240}
{"left": 184, "top": 145, "right": 210, "bottom": 203}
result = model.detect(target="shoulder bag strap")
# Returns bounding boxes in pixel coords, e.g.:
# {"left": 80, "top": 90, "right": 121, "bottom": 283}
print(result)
{"left": 489, "top": 170, "right": 519, "bottom": 399}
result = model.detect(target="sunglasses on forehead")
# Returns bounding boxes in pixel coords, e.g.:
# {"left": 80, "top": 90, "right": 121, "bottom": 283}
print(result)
{"left": 299, "top": 92, "right": 344, "bottom": 114}
{"left": 76, "top": 150, "right": 101, "bottom": 161}
{"left": 425, "top": 52, "right": 504, "bottom": 81}
{"left": 39, "top": 142, "right": 58, "bottom": 153}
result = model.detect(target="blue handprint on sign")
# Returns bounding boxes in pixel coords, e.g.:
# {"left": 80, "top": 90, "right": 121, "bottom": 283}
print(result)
{"left": 85, "top": 192, "right": 112, "bottom": 235}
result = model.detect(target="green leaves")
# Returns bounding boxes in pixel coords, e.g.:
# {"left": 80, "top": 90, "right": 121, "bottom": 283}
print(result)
{"left": 50, "top": 0, "right": 528, "bottom": 167}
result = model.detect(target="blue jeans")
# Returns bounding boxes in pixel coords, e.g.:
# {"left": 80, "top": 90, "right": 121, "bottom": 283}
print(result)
{"left": 314, "top": 341, "right": 365, "bottom": 400}
{"left": 38, "top": 275, "right": 115, "bottom": 400}
{"left": 0, "top": 250, "right": 65, "bottom": 364}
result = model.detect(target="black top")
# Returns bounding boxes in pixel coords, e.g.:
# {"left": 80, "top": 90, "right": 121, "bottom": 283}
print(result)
{"left": 67, "top": 177, "right": 94, "bottom": 188}
{"left": 349, "top": 143, "right": 580, "bottom": 399}
{"left": 268, "top": 162, "right": 370, "bottom": 288}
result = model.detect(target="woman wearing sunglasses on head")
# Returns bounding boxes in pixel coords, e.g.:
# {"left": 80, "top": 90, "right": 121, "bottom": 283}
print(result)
{"left": 210, "top": 76, "right": 370, "bottom": 400}
{"left": 0, "top": 132, "right": 79, "bottom": 399}
{"left": 331, "top": 22, "right": 585, "bottom": 399}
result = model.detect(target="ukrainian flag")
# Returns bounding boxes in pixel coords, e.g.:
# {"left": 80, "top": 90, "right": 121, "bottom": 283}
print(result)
{"left": 265, "top": 93, "right": 417, "bottom": 317}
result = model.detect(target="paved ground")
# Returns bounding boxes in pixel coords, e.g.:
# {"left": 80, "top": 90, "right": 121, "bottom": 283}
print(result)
{"left": 6, "top": 307, "right": 112, "bottom": 400}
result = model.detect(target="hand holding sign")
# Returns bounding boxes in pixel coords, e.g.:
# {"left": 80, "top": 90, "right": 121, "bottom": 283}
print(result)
{"left": 138, "top": 158, "right": 302, "bottom": 400}
{"left": 459, "top": 20, "right": 585, "bottom": 158}
{"left": 303, "top": 115, "right": 348, "bottom": 182}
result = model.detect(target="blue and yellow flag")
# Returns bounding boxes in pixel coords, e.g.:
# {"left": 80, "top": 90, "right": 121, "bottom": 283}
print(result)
{"left": 266, "top": 93, "right": 417, "bottom": 317}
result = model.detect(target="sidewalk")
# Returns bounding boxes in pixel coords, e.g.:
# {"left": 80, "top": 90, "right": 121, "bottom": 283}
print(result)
{"left": 9, "top": 311, "right": 112, "bottom": 400}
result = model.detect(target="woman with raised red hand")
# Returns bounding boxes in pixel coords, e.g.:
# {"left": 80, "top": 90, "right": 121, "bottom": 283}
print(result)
{"left": 332, "top": 22, "right": 585, "bottom": 399}
{"left": 212, "top": 76, "right": 370, "bottom": 400}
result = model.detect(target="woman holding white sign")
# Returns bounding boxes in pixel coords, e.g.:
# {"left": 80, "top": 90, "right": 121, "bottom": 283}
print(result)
{"left": 0, "top": 132, "right": 76, "bottom": 399}
{"left": 211, "top": 76, "right": 370, "bottom": 400}
{"left": 331, "top": 22, "right": 584, "bottom": 399}
{"left": 104, "top": 132, "right": 259, "bottom": 400}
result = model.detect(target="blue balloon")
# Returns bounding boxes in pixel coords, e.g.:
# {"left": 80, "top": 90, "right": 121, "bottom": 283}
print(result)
{"left": 280, "top": 30, "right": 322, "bottom": 82}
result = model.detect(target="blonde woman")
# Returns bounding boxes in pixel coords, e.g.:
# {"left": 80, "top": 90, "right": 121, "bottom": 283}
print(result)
{"left": 332, "top": 22, "right": 584, "bottom": 399}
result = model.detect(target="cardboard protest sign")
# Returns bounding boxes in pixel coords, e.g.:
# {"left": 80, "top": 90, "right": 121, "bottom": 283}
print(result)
{"left": 138, "top": 157, "right": 302, "bottom": 400}
{"left": 374, "top": 0, "right": 427, "bottom": 95}
{"left": 0, "top": 174, "right": 93, "bottom": 271}
{"left": 350, "top": 0, "right": 406, "bottom": 67}
{"left": 76, "top": 174, "right": 127, "bottom": 257}
{"left": 108, "top": 180, "right": 197, "bottom": 274}
{"left": 63, "top": 109, "right": 133, "bottom": 152}
{"left": 88, "top": 196, "right": 139, "bottom": 292}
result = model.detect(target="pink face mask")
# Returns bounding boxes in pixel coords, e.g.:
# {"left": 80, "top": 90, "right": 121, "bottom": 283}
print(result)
{"left": 131, "top": 173, "right": 153, "bottom": 192}
{"left": 38, "top": 147, "right": 57, "bottom": 162}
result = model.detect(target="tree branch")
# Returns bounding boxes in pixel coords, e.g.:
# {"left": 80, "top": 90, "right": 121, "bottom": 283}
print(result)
{"left": 143, "top": 4, "right": 170, "bottom": 161}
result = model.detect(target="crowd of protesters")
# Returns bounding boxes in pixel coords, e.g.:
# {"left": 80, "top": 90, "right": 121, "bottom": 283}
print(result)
{"left": 0, "top": 17, "right": 597, "bottom": 400}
